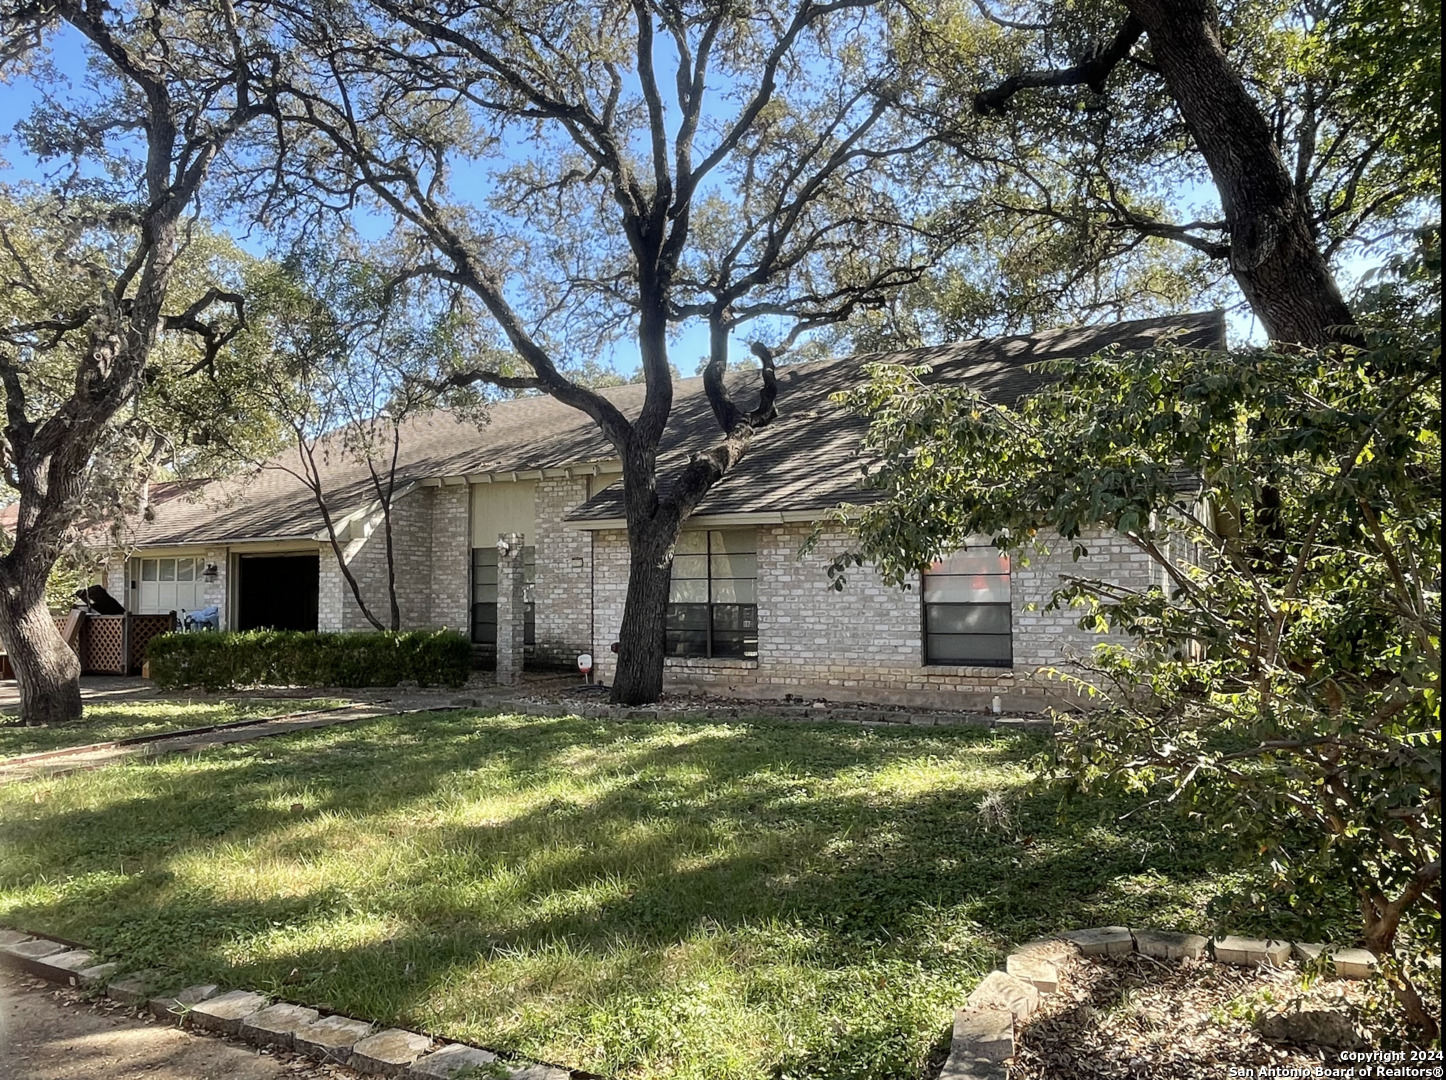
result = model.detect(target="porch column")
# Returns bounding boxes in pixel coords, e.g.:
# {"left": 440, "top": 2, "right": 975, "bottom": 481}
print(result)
{"left": 496, "top": 532, "right": 526, "bottom": 685}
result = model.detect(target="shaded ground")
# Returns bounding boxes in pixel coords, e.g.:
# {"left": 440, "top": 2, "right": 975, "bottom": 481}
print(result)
{"left": 0, "top": 676, "right": 158, "bottom": 712}
{"left": 0, "top": 673, "right": 573, "bottom": 760}
{"left": 1010, "top": 951, "right": 1435, "bottom": 1078}
{"left": 0, "top": 968, "right": 362, "bottom": 1080}
{"left": 0, "top": 701, "right": 424, "bottom": 784}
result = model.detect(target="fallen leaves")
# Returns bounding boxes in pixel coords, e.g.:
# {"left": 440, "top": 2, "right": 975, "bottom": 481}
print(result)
{"left": 1009, "top": 952, "right": 1364, "bottom": 1079}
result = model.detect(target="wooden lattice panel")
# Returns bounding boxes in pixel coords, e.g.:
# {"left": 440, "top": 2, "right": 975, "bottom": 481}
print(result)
{"left": 128, "top": 614, "right": 176, "bottom": 674}
{"left": 52, "top": 614, "right": 80, "bottom": 657}
{"left": 81, "top": 615, "right": 126, "bottom": 675}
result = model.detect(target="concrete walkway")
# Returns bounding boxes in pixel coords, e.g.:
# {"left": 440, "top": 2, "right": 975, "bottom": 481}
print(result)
{"left": 0, "top": 670, "right": 1043, "bottom": 787}
{"left": 0, "top": 673, "right": 586, "bottom": 785}
{"left": 0, "top": 676, "right": 160, "bottom": 713}
{"left": 0, "top": 701, "right": 452, "bottom": 785}
{"left": 0, "top": 969, "right": 363, "bottom": 1080}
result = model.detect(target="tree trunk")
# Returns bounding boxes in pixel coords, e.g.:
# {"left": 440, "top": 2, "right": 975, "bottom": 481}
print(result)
{"left": 1362, "top": 886, "right": 1442, "bottom": 1041}
{"left": 1128, "top": 0, "right": 1354, "bottom": 346}
{"left": 0, "top": 566, "right": 83, "bottom": 725}
{"left": 609, "top": 525, "right": 675, "bottom": 706}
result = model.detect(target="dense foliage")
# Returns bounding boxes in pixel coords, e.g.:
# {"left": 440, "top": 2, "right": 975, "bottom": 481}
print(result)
{"left": 835, "top": 237, "right": 1442, "bottom": 1035}
{"left": 147, "top": 629, "right": 472, "bottom": 691}
{"left": 0, "top": 196, "right": 294, "bottom": 558}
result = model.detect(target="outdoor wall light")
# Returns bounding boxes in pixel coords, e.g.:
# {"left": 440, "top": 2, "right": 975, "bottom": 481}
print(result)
{"left": 202, "top": 563, "right": 220, "bottom": 583}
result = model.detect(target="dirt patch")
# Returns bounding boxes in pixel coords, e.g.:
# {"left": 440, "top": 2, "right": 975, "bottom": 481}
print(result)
{"left": 0, "top": 970, "right": 364, "bottom": 1080}
{"left": 1010, "top": 951, "right": 1379, "bottom": 1079}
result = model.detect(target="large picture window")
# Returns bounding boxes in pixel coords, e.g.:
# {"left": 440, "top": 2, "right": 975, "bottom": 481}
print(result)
{"left": 471, "top": 546, "right": 535, "bottom": 646}
{"left": 923, "top": 548, "right": 1011, "bottom": 666}
{"left": 133, "top": 556, "right": 206, "bottom": 615}
{"left": 666, "top": 529, "right": 758, "bottom": 659}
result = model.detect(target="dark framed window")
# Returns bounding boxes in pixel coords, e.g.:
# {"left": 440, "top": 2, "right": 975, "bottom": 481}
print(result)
{"left": 666, "top": 529, "right": 758, "bottom": 659}
{"left": 923, "top": 548, "right": 1011, "bottom": 666}
{"left": 471, "top": 546, "right": 535, "bottom": 646}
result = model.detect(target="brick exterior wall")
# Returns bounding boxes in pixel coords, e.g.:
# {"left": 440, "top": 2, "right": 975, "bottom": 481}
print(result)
{"left": 589, "top": 529, "right": 630, "bottom": 685}
{"left": 533, "top": 476, "right": 594, "bottom": 667}
{"left": 104, "top": 565, "right": 127, "bottom": 605}
{"left": 590, "top": 521, "right": 1154, "bottom": 711}
{"left": 429, "top": 485, "right": 471, "bottom": 633}
{"left": 123, "top": 472, "right": 1157, "bottom": 711}
{"left": 317, "top": 541, "right": 348, "bottom": 631}
{"left": 335, "top": 488, "right": 432, "bottom": 630}
{"left": 200, "top": 548, "right": 227, "bottom": 614}
{"left": 317, "top": 484, "right": 473, "bottom": 633}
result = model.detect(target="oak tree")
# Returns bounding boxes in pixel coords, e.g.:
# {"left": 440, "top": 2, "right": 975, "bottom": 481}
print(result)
{"left": 925, "top": 0, "right": 1438, "bottom": 346}
{"left": 0, "top": 0, "right": 275, "bottom": 722}
{"left": 240, "top": 0, "right": 958, "bottom": 703}
{"left": 836, "top": 235, "right": 1442, "bottom": 1037}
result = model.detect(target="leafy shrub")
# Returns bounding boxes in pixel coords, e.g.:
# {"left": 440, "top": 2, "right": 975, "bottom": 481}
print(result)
{"left": 147, "top": 629, "right": 472, "bottom": 691}
{"left": 836, "top": 234, "right": 1441, "bottom": 1039}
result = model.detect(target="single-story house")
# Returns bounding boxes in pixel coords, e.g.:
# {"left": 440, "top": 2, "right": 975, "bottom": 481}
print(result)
{"left": 94, "top": 312, "right": 1224, "bottom": 709}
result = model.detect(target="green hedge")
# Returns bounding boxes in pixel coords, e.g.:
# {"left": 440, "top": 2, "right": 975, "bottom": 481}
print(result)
{"left": 146, "top": 629, "right": 473, "bottom": 691}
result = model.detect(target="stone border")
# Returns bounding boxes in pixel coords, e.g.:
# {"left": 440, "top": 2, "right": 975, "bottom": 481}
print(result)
{"left": 0, "top": 927, "right": 580, "bottom": 1080}
{"left": 938, "top": 926, "right": 1381, "bottom": 1079}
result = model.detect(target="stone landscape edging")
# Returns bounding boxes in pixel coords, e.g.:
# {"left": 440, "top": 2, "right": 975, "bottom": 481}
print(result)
{"left": 1, "top": 919, "right": 1400, "bottom": 1080}
{"left": 0, "top": 925, "right": 581, "bottom": 1080}
{"left": 938, "top": 925, "right": 1383, "bottom": 1079}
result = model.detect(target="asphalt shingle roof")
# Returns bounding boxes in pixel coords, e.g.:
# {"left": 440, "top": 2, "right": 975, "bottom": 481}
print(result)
{"left": 567, "top": 311, "right": 1226, "bottom": 523}
{"left": 114, "top": 311, "right": 1224, "bottom": 546}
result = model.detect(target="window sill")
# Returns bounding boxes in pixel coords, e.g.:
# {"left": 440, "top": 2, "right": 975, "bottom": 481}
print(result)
{"left": 665, "top": 656, "right": 760, "bottom": 670}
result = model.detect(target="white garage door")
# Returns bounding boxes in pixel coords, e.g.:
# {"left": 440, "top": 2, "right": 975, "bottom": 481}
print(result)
{"left": 134, "top": 556, "right": 206, "bottom": 615}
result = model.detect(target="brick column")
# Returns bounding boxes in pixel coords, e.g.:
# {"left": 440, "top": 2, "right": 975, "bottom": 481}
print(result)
{"left": 496, "top": 532, "right": 526, "bottom": 685}
{"left": 428, "top": 486, "right": 471, "bottom": 630}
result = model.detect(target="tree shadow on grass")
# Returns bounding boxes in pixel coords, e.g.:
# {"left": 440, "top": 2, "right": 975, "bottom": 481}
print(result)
{"left": 0, "top": 709, "right": 1228, "bottom": 1079}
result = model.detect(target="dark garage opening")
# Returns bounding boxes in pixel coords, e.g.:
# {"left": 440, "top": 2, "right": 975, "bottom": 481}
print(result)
{"left": 237, "top": 554, "right": 320, "bottom": 631}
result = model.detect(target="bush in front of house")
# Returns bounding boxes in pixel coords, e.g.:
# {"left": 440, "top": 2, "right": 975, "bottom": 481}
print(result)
{"left": 146, "top": 629, "right": 473, "bottom": 691}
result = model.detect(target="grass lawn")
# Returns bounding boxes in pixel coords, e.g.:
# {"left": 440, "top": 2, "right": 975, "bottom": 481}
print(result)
{"left": 0, "top": 698, "right": 346, "bottom": 758}
{"left": 0, "top": 710, "right": 1249, "bottom": 1079}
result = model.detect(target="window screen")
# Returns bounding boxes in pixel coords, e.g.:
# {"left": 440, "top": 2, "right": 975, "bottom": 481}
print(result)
{"left": 666, "top": 529, "right": 758, "bottom": 659}
{"left": 471, "top": 546, "right": 535, "bottom": 646}
{"left": 923, "top": 548, "right": 1011, "bottom": 666}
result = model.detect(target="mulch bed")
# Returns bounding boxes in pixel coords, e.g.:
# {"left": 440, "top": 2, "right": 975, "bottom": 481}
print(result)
{"left": 1010, "top": 951, "right": 1371, "bottom": 1079}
